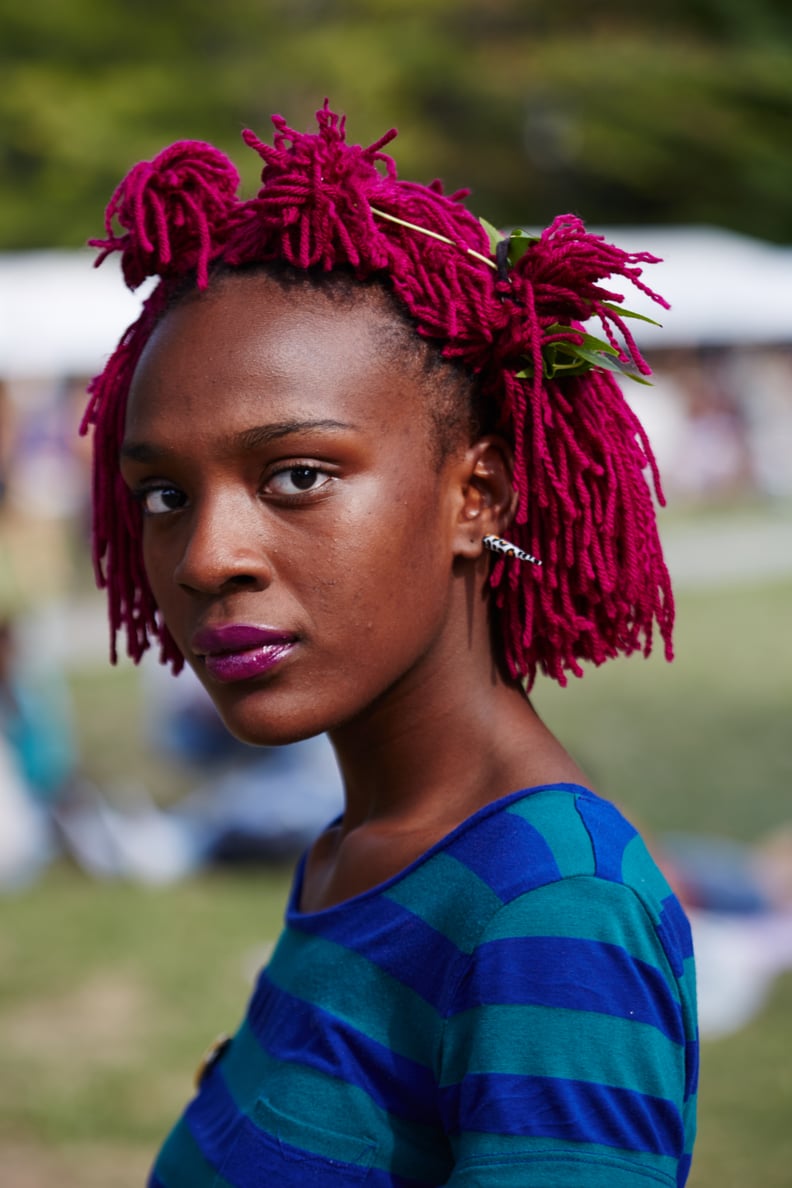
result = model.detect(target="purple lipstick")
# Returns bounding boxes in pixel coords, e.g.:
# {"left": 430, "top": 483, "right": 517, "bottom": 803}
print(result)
{"left": 192, "top": 624, "right": 297, "bottom": 684}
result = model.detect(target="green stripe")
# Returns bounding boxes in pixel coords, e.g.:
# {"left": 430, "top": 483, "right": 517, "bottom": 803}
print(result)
{"left": 480, "top": 877, "right": 679, "bottom": 997}
{"left": 684, "top": 1091, "right": 698, "bottom": 1149}
{"left": 153, "top": 1118, "right": 233, "bottom": 1188}
{"left": 450, "top": 1135, "right": 677, "bottom": 1186}
{"left": 621, "top": 833, "right": 674, "bottom": 901}
{"left": 268, "top": 928, "right": 441, "bottom": 1064}
{"left": 254, "top": 1092, "right": 378, "bottom": 1169}
{"left": 221, "top": 1021, "right": 450, "bottom": 1182}
{"left": 221, "top": 1020, "right": 272, "bottom": 1104}
{"left": 385, "top": 852, "right": 503, "bottom": 952}
{"left": 677, "top": 954, "right": 697, "bottom": 1032}
{"left": 506, "top": 791, "right": 595, "bottom": 877}
{"left": 440, "top": 1002, "right": 683, "bottom": 1099}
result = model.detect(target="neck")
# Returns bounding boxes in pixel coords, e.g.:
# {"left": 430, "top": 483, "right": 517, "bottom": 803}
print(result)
{"left": 302, "top": 574, "right": 588, "bottom": 912}
{"left": 328, "top": 619, "right": 586, "bottom": 837}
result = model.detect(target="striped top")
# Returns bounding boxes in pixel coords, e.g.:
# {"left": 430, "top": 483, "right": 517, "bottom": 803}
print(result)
{"left": 150, "top": 783, "right": 698, "bottom": 1187}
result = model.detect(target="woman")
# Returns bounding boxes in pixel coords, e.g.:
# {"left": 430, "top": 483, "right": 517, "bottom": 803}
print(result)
{"left": 84, "top": 103, "right": 697, "bottom": 1187}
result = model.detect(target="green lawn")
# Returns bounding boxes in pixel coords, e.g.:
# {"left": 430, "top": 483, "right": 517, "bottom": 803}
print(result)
{"left": 535, "top": 578, "right": 792, "bottom": 840}
{"left": 1, "top": 575, "right": 790, "bottom": 1186}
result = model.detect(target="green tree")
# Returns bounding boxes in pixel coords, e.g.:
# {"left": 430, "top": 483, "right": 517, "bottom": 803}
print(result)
{"left": 1, "top": 0, "right": 790, "bottom": 248}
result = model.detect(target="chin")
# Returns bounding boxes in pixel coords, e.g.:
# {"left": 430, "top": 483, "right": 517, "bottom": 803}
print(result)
{"left": 212, "top": 691, "right": 331, "bottom": 750}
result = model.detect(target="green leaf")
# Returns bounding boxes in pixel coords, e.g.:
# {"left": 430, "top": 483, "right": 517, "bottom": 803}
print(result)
{"left": 519, "top": 342, "right": 590, "bottom": 380}
{"left": 545, "top": 324, "right": 620, "bottom": 355}
{"left": 544, "top": 323, "right": 580, "bottom": 337}
{"left": 572, "top": 345, "right": 628, "bottom": 373}
{"left": 618, "top": 367, "right": 654, "bottom": 386}
{"left": 516, "top": 341, "right": 654, "bottom": 385}
{"left": 547, "top": 358, "right": 590, "bottom": 378}
{"left": 574, "top": 346, "right": 653, "bottom": 385}
{"left": 600, "top": 301, "right": 663, "bottom": 327}
{"left": 507, "top": 227, "right": 539, "bottom": 265}
{"left": 478, "top": 216, "right": 503, "bottom": 255}
{"left": 547, "top": 327, "right": 620, "bottom": 357}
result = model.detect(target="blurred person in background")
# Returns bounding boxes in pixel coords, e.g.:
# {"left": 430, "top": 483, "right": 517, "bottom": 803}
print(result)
{"left": 0, "top": 380, "right": 12, "bottom": 508}
{"left": 0, "top": 614, "right": 76, "bottom": 887}
{"left": 142, "top": 659, "right": 344, "bottom": 864}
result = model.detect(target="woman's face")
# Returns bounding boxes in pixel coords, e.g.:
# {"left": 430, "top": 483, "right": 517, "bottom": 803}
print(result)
{"left": 121, "top": 274, "right": 472, "bottom": 745}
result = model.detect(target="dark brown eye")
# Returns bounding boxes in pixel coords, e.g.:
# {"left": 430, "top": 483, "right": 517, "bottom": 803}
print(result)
{"left": 266, "top": 466, "right": 333, "bottom": 497}
{"left": 137, "top": 486, "right": 187, "bottom": 516}
{"left": 289, "top": 467, "right": 320, "bottom": 490}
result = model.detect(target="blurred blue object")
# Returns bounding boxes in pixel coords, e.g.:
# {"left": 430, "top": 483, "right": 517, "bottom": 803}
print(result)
{"left": 662, "top": 832, "right": 771, "bottom": 914}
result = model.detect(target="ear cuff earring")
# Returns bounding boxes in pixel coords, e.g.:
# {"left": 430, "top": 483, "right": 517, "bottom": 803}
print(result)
{"left": 482, "top": 534, "right": 542, "bottom": 567}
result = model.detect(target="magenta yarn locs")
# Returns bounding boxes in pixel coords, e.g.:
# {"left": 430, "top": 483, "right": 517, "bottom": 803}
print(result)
{"left": 81, "top": 101, "right": 674, "bottom": 688}
{"left": 90, "top": 140, "right": 243, "bottom": 290}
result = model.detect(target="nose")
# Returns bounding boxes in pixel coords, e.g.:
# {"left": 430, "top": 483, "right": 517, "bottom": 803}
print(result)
{"left": 173, "top": 492, "right": 274, "bottom": 595}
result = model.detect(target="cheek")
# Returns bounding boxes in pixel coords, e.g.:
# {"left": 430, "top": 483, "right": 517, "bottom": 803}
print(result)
{"left": 141, "top": 537, "right": 164, "bottom": 601}
{"left": 345, "top": 489, "right": 439, "bottom": 576}
{"left": 141, "top": 533, "right": 187, "bottom": 628}
{"left": 305, "top": 504, "right": 449, "bottom": 645}
{"left": 142, "top": 532, "right": 168, "bottom": 584}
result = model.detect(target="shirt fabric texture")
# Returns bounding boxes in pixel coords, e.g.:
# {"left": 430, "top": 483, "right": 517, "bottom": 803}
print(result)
{"left": 149, "top": 783, "right": 699, "bottom": 1187}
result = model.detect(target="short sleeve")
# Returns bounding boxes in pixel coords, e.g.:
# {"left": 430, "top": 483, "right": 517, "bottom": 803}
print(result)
{"left": 438, "top": 875, "right": 697, "bottom": 1187}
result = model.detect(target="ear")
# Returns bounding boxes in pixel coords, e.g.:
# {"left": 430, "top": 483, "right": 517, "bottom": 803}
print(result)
{"left": 451, "top": 436, "right": 519, "bottom": 561}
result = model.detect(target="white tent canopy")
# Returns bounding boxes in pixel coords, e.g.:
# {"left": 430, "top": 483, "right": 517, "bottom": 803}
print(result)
{"left": 0, "top": 250, "right": 152, "bottom": 380}
{"left": 597, "top": 225, "right": 792, "bottom": 349}
{"left": 1, "top": 228, "right": 791, "bottom": 379}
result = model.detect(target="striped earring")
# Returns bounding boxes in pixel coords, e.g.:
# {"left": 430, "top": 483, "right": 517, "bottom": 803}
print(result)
{"left": 482, "top": 534, "right": 542, "bottom": 567}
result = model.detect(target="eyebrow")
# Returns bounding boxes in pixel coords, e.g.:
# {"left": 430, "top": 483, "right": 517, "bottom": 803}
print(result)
{"left": 120, "top": 418, "right": 357, "bottom": 462}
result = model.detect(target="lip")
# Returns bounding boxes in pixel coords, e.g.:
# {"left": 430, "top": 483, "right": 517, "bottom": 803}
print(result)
{"left": 192, "top": 623, "right": 297, "bottom": 685}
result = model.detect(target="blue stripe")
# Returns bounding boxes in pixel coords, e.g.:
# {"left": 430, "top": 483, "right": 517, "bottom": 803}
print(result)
{"left": 440, "top": 1072, "right": 685, "bottom": 1158}
{"left": 246, "top": 980, "right": 440, "bottom": 1125}
{"left": 284, "top": 785, "right": 590, "bottom": 922}
{"left": 657, "top": 895, "right": 695, "bottom": 977}
{"left": 288, "top": 893, "right": 466, "bottom": 1009}
{"left": 265, "top": 930, "right": 442, "bottom": 1064}
{"left": 183, "top": 1064, "right": 239, "bottom": 1175}
{"left": 454, "top": 935, "right": 686, "bottom": 1044}
{"left": 150, "top": 1112, "right": 236, "bottom": 1187}
{"left": 224, "top": 1116, "right": 428, "bottom": 1187}
{"left": 684, "top": 1039, "right": 699, "bottom": 1103}
{"left": 448, "top": 810, "right": 562, "bottom": 900}
{"left": 576, "top": 794, "right": 637, "bottom": 882}
{"left": 507, "top": 790, "right": 596, "bottom": 877}
{"left": 186, "top": 1060, "right": 429, "bottom": 1187}
{"left": 147, "top": 1177, "right": 166, "bottom": 1187}
{"left": 384, "top": 852, "right": 505, "bottom": 954}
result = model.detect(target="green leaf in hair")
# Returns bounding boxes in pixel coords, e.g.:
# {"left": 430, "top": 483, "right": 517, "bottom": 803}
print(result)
{"left": 507, "top": 228, "right": 540, "bottom": 266}
{"left": 600, "top": 301, "right": 663, "bottom": 327}
{"left": 478, "top": 216, "right": 503, "bottom": 255}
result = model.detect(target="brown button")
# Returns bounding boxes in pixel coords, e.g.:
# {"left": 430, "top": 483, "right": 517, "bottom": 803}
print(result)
{"left": 194, "top": 1033, "right": 232, "bottom": 1091}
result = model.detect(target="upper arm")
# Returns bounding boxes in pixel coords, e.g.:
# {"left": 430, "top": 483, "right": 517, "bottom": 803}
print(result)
{"left": 438, "top": 876, "right": 697, "bottom": 1187}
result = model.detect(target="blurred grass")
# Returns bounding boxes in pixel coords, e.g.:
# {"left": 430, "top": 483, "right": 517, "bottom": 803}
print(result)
{"left": 535, "top": 578, "right": 792, "bottom": 840}
{"left": 0, "top": 869, "right": 292, "bottom": 1188}
{"left": 1, "top": 575, "right": 791, "bottom": 1186}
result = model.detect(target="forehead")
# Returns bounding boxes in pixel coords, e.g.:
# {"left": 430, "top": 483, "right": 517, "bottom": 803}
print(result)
{"left": 126, "top": 273, "right": 428, "bottom": 439}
